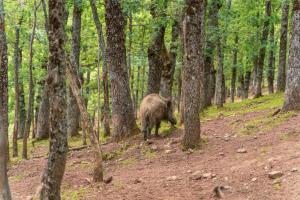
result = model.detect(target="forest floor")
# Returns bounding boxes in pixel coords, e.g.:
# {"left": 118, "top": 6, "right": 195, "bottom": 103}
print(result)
{"left": 8, "top": 93, "right": 300, "bottom": 200}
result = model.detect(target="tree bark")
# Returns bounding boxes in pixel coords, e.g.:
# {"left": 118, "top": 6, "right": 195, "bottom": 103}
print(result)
{"left": 39, "top": 0, "right": 68, "bottom": 198}
{"left": 230, "top": 35, "right": 238, "bottom": 103}
{"left": 215, "top": 38, "right": 224, "bottom": 108}
{"left": 254, "top": 0, "right": 271, "bottom": 98}
{"left": 239, "top": 73, "right": 245, "bottom": 100}
{"left": 105, "top": 0, "right": 138, "bottom": 141}
{"left": 204, "top": 0, "right": 220, "bottom": 108}
{"left": 89, "top": 0, "right": 110, "bottom": 137}
{"left": 244, "top": 71, "right": 251, "bottom": 99}
{"left": 0, "top": 0, "right": 11, "bottom": 198}
{"left": 282, "top": 0, "right": 300, "bottom": 111}
{"left": 36, "top": 83, "right": 50, "bottom": 140}
{"left": 23, "top": 0, "right": 39, "bottom": 159}
{"left": 13, "top": 16, "right": 23, "bottom": 157}
{"left": 36, "top": 0, "right": 50, "bottom": 140}
{"left": 66, "top": 59, "right": 104, "bottom": 182}
{"left": 160, "top": 20, "right": 180, "bottom": 99}
{"left": 67, "top": 0, "right": 82, "bottom": 137}
{"left": 182, "top": 0, "right": 205, "bottom": 149}
{"left": 147, "top": 0, "right": 168, "bottom": 95}
{"left": 277, "top": 0, "right": 289, "bottom": 92}
{"left": 268, "top": 24, "right": 275, "bottom": 94}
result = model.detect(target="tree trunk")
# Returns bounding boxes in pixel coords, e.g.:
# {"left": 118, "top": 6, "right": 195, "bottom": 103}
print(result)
{"left": 244, "top": 71, "right": 251, "bottom": 99}
{"left": 18, "top": 62, "right": 26, "bottom": 139}
{"left": 230, "top": 35, "right": 238, "bottom": 103}
{"left": 147, "top": 0, "right": 168, "bottom": 95}
{"left": 105, "top": 0, "right": 138, "bottom": 141}
{"left": 67, "top": 0, "right": 82, "bottom": 137}
{"left": 239, "top": 73, "right": 245, "bottom": 100}
{"left": 89, "top": 0, "right": 110, "bottom": 137}
{"left": 254, "top": 0, "right": 271, "bottom": 98}
{"left": 66, "top": 59, "right": 104, "bottom": 182}
{"left": 177, "top": 68, "right": 182, "bottom": 112}
{"left": 277, "top": 0, "right": 289, "bottom": 93}
{"left": 36, "top": 83, "right": 50, "bottom": 140}
{"left": 23, "top": 0, "right": 39, "bottom": 159}
{"left": 160, "top": 20, "right": 180, "bottom": 99}
{"left": 268, "top": 24, "right": 275, "bottom": 94}
{"left": 282, "top": 0, "right": 300, "bottom": 111}
{"left": 135, "top": 65, "right": 141, "bottom": 118}
{"left": 0, "top": 0, "right": 11, "bottom": 198}
{"left": 215, "top": 39, "right": 224, "bottom": 108}
{"left": 39, "top": 0, "right": 68, "bottom": 198}
{"left": 36, "top": 0, "right": 50, "bottom": 140}
{"left": 13, "top": 16, "right": 23, "bottom": 157}
{"left": 182, "top": 0, "right": 205, "bottom": 149}
{"left": 204, "top": 0, "right": 220, "bottom": 108}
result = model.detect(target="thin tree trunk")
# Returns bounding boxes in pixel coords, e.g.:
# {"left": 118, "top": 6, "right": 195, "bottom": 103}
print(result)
{"left": 135, "top": 65, "right": 141, "bottom": 118}
{"left": 182, "top": 0, "right": 205, "bottom": 149}
{"left": 140, "top": 27, "right": 146, "bottom": 100}
{"left": 66, "top": 59, "right": 104, "bottom": 182}
{"left": 239, "top": 73, "right": 245, "bottom": 100}
{"left": 68, "top": 0, "right": 82, "bottom": 137}
{"left": 18, "top": 52, "right": 26, "bottom": 139}
{"left": 160, "top": 20, "right": 180, "bottom": 99}
{"left": 215, "top": 39, "right": 224, "bottom": 108}
{"left": 39, "top": 0, "right": 68, "bottom": 198}
{"left": 36, "top": 0, "right": 50, "bottom": 140}
{"left": 230, "top": 35, "right": 238, "bottom": 103}
{"left": 282, "top": 0, "right": 300, "bottom": 111}
{"left": 147, "top": 0, "right": 168, "bottom": 95}
{"left": 254, "top": 0, "right": 271, "bottom": 98}
{"left": 0, "top": 0, "right": 11, "bottom": 197}
{"left": 13, "top": 16, "right": 23, "bottom": 157}
{"left": 83, "top": 70, "right": 90, "bottom": 145}
{"left": 105, "top": 0, "right": 138, "bottom": 141}
{"left": 277, "top": 0, "right": 289, "bottom": 92}
{"left": 244, "top": 71, "right": 251, "bottom": 99}
{"left": 177, "top": 68, "right": 182, "bottom": 112}
{"left": 268, "top": 24, "right": 275, "bottom": 94}
{"left": 23, "top": 0, "right": 39, "bottom": 159}
{"left": 89, "top": 0, "right": 110, "bottom": 137}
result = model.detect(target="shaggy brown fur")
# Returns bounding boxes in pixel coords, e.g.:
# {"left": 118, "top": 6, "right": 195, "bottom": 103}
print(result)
{"left": 139, "top": 93, "right": 176, "bottom": 140}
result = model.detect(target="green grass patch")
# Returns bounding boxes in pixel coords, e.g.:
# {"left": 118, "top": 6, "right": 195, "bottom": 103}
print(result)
{"left": 238, "top": 111, "right": 296, "bottom": 136}
{"left": 201, "top": 93, "right": 284, "bottom": 120}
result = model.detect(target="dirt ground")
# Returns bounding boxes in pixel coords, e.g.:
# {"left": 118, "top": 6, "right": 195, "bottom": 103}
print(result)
{"left": 8, "top": 108, "right": 300, "bottom": 200}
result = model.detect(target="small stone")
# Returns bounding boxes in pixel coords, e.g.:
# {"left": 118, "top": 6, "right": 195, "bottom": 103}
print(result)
{"left": 237, "top": 148, "right": 247, "bottom": 153}
{"left": 254, "top": 136, "right": 258, "bottom": 139}
{"left": 186, "top": 148, "right": 194, "bottom": 154}
{"left": 202, "top": 173, "right": 212, "bottom": 179}
{"left": 268, "top": 171, "right": 284, "bottom": 179}
{"left": 167, "top": 176, "right": 178, "bottom": 181}
{"left": 190, "top": 171, "right": 202, "bottom": 180}
{"left": 187, "top": 170, "right": 192, "bottom": 173}
{"left": 219, "top": 152, "right": 225, "bottom": 156}
{"left": 211, "top": 174, "right": 217, "bottom": 178}
{"left": 224, "top": 138, "right": 230, "bottom": 141}
{"left": 104, "top": 176, "right": 113, "bottom": 184}
{"left": 134, "top": 178, "right": 142, "bottom": 184}
{"left": 272, "top": 179, "right": 282, "bottom": 185}
{"left": 150, "top": 145, "right": 158, "bottom": 151}
{"left": 251, "top": 178, "right": 257, "bottom": 182}
{"left": 223, "top": 185, "right": 232, "bottom": 190}
{"left": 291, "top": 168, "right": 298, "bottom": 172}
{"left": 165, "top": 149, "right": 174, "bottom": 154}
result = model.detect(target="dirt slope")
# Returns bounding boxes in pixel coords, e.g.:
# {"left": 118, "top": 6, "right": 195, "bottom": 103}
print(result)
{"left": 8, "top": 109, "right": 300, "bottom": 200}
